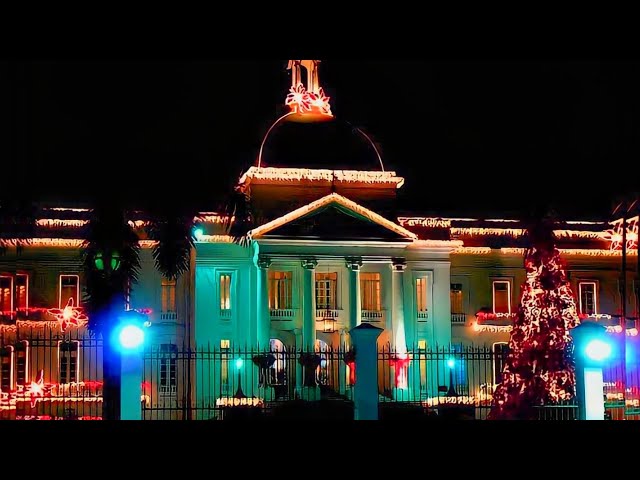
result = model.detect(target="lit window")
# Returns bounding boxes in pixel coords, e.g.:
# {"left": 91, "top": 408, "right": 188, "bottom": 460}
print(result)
{"left": 220, "top": 274, "right": 232, "bottom": 311}
{"left": 59, "top": 341, "right": 79, "bottom": 384}
{"left": 0, "top": 276, "right": 13, "bottom": 313}
{"left": 360, "top": 272, "right": 381, "bottom": 311}
{"left": 221, "top": 350, "right": 230, "bottom": 394}
{"left": 15, "top": 341, "right": 28, "bottom": 385}
{"left": 493, "top": 342, "right": 509, "bottom": 385}
{"left": 0, "top": 346, "right": 13, "bottom": 391}
{"left": 315, "top": 272, "right": 338, "bottom": 310}
{"left": 269, "top": 271, "right": 292, "bottom": 310}
{"left": 159, "top": 344, "right": 177, "bottom": 397}
{"left": 59, "top": 275, "right": 80, "bottom": 308}
{"left": 15, "top": 274, "right": 29, "bottom": 310}
{"left": 417, "top": 340, "right": 427, "bottom": 350}
{"left": 579, "top": 281, "right": 597, "bottom": 316}
{"left": 220, "top": 339, "right": 230, "bottom": 349}
{"left": 492, "top": 281, "right": 511, "bottom": 314}
{"left": 161, "top": 278, "right": 176, "bottom": 313}
{"left": 416, "top": 277, "right": 428, "bottom": 315}
{"left": 450, "top": 283, "right": 464, "bottom": 314}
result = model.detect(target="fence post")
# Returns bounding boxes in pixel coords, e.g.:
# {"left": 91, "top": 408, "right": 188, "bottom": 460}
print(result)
{"left": 570, "top": 321, "right": 613, "bottom": 420}
{"left": 351, "top": 323, "right": 383, "bottom": 420}
{"left": 121, "top": 349, "right": 143, "bottom": 420}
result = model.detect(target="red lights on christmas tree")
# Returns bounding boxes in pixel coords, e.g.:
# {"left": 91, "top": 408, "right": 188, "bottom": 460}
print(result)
{"left": 490, "top": 223, "right": 580, "bottom": 420}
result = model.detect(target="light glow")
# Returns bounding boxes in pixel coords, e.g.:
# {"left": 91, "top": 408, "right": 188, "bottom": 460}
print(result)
{"left": 472, "top": 322, "right": 513, "bottom": 333}
{"left": 453, "top": 247, "right": 493, "bottom": 255}
{"left": 397, "top": 217, "right": 452, "bottom": 228}
{"left": 36, "top": 219, "right": 89, "bottom": 228}
{"left": 215, "top": 397, "right": 263, "bottom": 407}
{"left": 119, "top": 325, "right": 145, "bottom": 350}
{"left": 47, "top": 298, "right": 88, "bottom": 331}
{"left": 239, "top": 167, "right": 404, "bottom": 188}
{"left": 584, "top": 339, "right": 612, "bottom": 361}
{"left": 605, "top": 216, "right": 639, "bottom": 251}
{"left": 285, "top": 82, "right": 332, "bottom": 117}
{"left": 451, "top": 227, "right": 525, "bottom": 237}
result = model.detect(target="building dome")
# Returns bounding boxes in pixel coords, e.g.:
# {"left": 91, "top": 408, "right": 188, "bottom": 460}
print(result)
{"left": 257, "top": 115, "right": 385, "bottom": 171}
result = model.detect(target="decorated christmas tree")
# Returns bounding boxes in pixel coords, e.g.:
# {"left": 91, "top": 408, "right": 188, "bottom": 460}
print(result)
{"left": 490, "top": 221, "right": 580, "bottom": 420}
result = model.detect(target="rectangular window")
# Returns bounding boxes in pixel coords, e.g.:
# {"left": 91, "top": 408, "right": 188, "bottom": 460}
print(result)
{"left": 59, "top": 341, "right": 79, "bottom": 384}
{"left": 269, "top": 271, "right": 292, "bottom": 310}
{"left": 416, "top": 277, "right": 428, "bottom": 314}
{"left": 161, "top": 278, "right": 176, "bottom": 313}
{"left": 493, "top": 343, "right": 509, "bottom": 385}
{"left": 315, "top": 272, "right": 338, "bottom": 310}
{"left": 360, "top": 272, "right": 381, "bottom": 311}
{"left": 15, "top": 274, "right": 28, "bottom": 310}
{"left": 579, "top": 281, "right": 597, "bottom": 316}
{"left": 450, "top": 283, "right": 464, "bottom": 314}
{"left": 59, "top": 274, "right": 79, "bottom": 308}
{"left": 15, "top": 341, "right": 28, "bottom": 385}
{"left": 159, "top": 344, "right": 177, "bottom": 397}
{"left": 0, "top": 347, "right": 13, "bottom": 391}
{"left": 220, "top": 274, "right": 232, "bottom": 311}
{"left": 0, "top": 276, "right": 14, "bottom": 313}
{"left": 492, "top": 281, "right": 511, "bottom": 314}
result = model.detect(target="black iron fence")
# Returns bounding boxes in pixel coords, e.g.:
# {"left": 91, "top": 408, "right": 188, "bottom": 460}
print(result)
{"left": 2, "top": 334, "right": 638, "bottom": 420}
{"left": 0, "top": 328, "right": 103, "bottom": 420}
{"left": 141, "top": 345, "right": 352, "bottom": 420}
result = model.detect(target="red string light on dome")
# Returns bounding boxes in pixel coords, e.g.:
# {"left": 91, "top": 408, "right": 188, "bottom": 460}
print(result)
{"left": 285, "top": 83, "right": 332, "bottom": 117}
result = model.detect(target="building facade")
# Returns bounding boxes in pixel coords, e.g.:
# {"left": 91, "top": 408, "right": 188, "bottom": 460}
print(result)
{"left": 1, "top": 60, "right": 638, "bottom": 415}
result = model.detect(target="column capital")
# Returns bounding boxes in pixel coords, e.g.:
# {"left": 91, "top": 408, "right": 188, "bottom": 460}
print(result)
{"left": 302, "top": 258, "right": 318, "bottom": 270}
{"left": 345, "top": 257, "right": 363, "bottom": 271}
{"left": 257, "top": 255, "right": 271, "bottom": 269}
{"left": 391, "top": 258, "right": 407, "bottom": 272}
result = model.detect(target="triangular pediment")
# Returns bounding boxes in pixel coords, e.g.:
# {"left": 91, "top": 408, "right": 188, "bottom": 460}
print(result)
{"left": 249, "top": 193, "right": 416, "bottom": 242}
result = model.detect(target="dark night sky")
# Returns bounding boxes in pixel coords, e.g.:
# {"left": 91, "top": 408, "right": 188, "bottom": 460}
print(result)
{"left": 2, "top": 60, "right": 639, "bottom": 219}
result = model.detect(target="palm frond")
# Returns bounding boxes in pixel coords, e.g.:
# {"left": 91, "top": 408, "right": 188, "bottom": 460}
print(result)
{"left": 147, "top": 211, "right": 195, "bottom": 281}
{"left": 223, "top": 183, "right": 253, "bottom": 247}
{"left": 81, "top": 204, "right": 141, "bottom": 334}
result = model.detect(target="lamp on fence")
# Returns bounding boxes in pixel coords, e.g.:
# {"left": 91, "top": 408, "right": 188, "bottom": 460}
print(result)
{"left": 322, "top": 317, "right": 336, "bottom": 333}
{"left": 234, "top": 357, "right": 246, "bottom": 399}
{"left": 446, "top": 358, "right": 458, "bottom": 397}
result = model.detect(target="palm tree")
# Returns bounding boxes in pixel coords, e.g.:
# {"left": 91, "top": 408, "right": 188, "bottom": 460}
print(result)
{"left": 81, "top": 200, "right": 141, "bottom": 420}
{"left": 144, "top": 198, "right": 199, "bottom": 419}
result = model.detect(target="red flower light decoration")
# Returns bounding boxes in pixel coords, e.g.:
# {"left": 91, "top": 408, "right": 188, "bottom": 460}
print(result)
{"left": 285, "top": 83, "right": 332, "bottom": 117}
{"left": 604, "top": 216, "right": 638, "bottom": 251}
{"left": 390, "top": 353, "right": 410, "bottom": 389}
{"left": 47, "top": 298, "right": 88, "bottom": 331}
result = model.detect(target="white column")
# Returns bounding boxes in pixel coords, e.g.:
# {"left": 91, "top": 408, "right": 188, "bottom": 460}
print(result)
{"left": 346, "top": 257, "right": 363, "bottom": 332}
{"left": 302, "top": 259, "right": 318, "bottom": 350}
{"left": 391, "top": 259, "right": 407, "bottom": 354}
{"left": 257, "top": 255, "right": 271, "bottom": 351}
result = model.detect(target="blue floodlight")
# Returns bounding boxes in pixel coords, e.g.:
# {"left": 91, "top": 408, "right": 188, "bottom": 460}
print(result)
{"left": 584, "top": 339, "right": 612, "bottom": 362}
{"left": 235, "top": 357, "right": 244, "bottom": 370}
{"left": 119, "top": 324, "right": 145, "bottom": 350}
{"left": 447, "top": 358, "right": 455, "bottom": 369}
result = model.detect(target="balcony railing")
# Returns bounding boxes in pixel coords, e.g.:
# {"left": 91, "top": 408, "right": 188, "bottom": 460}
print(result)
{"left": 451, "top": 313, "right": 466, "bottom": 324}
{"left": 316, "top": 309, "right": 340, "bottom": 319}
{"left": 220, "top": 309, "right": 232, "bottom": 320}
{"left": 417, "top": 311, "right": 429, "bottom": 322}
{"left": 362, "top": 310, "right": 384, "bottom": 323}
{"left": 270, "top": 309, "right": 296, "bottom": 321}
{"left": 160, "top": 312, "right": 178, "bottom": 321}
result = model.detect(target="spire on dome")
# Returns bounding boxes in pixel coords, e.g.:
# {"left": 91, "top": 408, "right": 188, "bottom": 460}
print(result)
{"left": 285, "top": 60, "right": 332, "bottom": 118}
